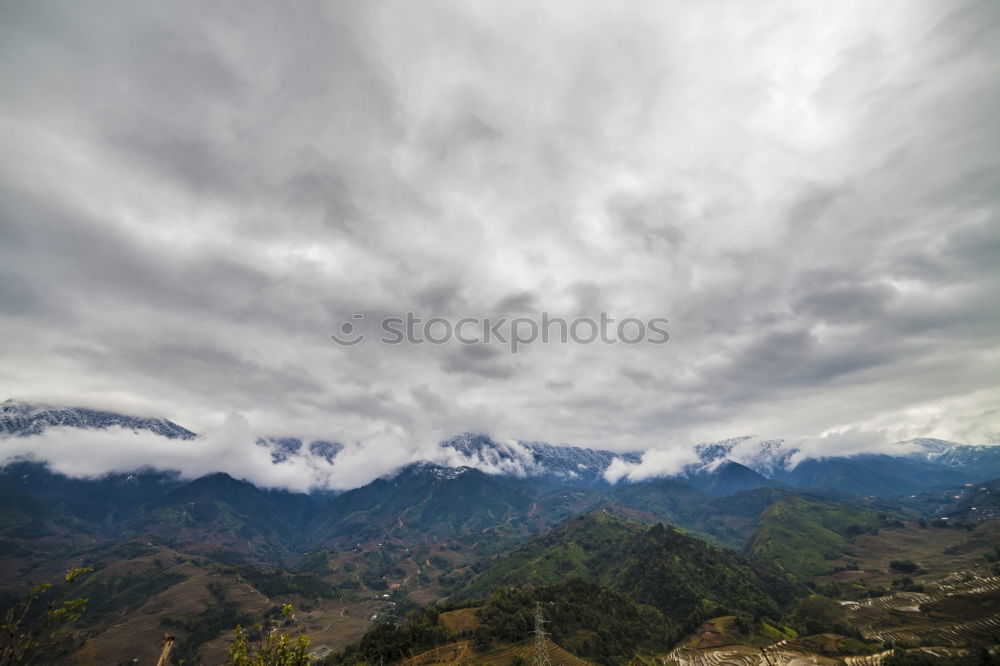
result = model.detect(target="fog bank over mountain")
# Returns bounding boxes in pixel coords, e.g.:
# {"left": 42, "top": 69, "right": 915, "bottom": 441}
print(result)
{"left": 2, "top": 402, "right": 995, "bottom": 492}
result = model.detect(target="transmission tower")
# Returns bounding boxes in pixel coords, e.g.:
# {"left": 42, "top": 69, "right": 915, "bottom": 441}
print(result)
{"left": 533, "top": 603, "right": 552, "bottom": 666}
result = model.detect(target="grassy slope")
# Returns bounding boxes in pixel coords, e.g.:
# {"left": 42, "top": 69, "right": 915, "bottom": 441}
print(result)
{"left": 456, "top": 512, "right": 793, "bottom": 625}
{"left": 454, "top": 513, "right": 641, "bottom": 600}
{"left": 748, "top": 496, "right": 884, "bottom": 581}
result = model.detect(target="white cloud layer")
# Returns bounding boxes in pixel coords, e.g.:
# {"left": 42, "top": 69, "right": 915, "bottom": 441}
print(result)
{"left": 0, "top": 414, "right": 463, "bottom": 492}
{"left": 603, "top": 447, "right": 701, "bottom": 484}
{"left": 0, "top": 418, "right": 984, "bottom": 492}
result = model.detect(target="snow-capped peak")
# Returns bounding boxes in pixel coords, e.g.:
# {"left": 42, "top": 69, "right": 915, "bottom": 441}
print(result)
{"left": 0, "top": 399, "right": 197, "bottom": 440}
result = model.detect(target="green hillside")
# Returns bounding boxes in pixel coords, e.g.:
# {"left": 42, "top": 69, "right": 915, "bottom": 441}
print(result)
{"left": 748, "top": 496, "right": 886, "bottom": 581}
{"left": 611, "top": 481, "right": 794, "bottom": 548}
{"left": 304, "top": 465, "right": 538, "bottom": 549}
{"left": 455, "top": 512, "right": 799, "bottom": 627}
{"left": 328, "top": 578, "right": 675, "bottom": 666}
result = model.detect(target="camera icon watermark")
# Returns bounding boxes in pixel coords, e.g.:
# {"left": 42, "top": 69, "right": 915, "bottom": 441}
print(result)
{"left": 330, "top": 313, "right": 366, "bottom": 347}
{"left": 331, "top": 312, "right": 669, "bottom": 353}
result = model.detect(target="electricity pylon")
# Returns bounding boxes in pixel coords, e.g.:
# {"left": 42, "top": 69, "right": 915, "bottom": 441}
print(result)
{"left": 533, "top": 603, "right": 552, "bottom": 666}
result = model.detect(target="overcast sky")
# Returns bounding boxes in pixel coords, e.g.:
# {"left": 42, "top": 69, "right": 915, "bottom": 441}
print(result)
{"left": 1, "top": 1, "right": 998, "bottom": 485}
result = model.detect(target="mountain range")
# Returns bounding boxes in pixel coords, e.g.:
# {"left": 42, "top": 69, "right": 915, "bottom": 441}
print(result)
{"left": 3, "top": 399, "right": 999, "bottom": 501}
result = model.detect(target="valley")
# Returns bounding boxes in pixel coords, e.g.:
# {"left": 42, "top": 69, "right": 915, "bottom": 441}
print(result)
{"left": 2, "top": 406, "right": 1000, "bottom": 664}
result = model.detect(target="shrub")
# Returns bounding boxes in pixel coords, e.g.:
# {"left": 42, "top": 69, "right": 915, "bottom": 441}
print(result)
{"left": 889, "top": 560, "right": 918, "bottom": 574}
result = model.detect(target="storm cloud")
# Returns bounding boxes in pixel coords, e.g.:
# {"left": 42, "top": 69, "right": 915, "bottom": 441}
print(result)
{"left": 1, "top": 0, "right": 998, "bottom": 487}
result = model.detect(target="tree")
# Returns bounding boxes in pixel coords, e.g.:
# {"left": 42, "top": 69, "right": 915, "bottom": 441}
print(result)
{"left": 0, "top": 567, "right": 93, "bottom": 666}
{"left": 786, "top": 594, "right": 855, "bottom": 637}
{"left": 471, "top": 626, "right": 492, "bottom": 652}
{"left": 227, "top": 604, "right": 311, "bottom": 666}
{"left": 889, "top": 560, "right": 918, "bottom": 574}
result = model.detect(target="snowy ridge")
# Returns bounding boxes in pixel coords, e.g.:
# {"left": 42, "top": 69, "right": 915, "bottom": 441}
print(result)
{"left": 691, "top": 436, "right": 798, "bottom": 476}
{"left": 904, "top": 438, "right": 1000, "bottom": 471}
{"left": 437, "top": 432, "right": 640, "bottom": 483}
{"left": 256, "top": 437, "right": 344, "bottom": 464}
{"left": 0, "top": 400, "right": 196, "bottom": 440}
{"left": 4, "top": 400, "right": 999, "bottom": 492}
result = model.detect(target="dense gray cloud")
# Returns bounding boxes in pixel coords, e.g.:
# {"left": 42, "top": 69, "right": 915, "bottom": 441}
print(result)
{"left": 1, "top": 0, "right": 998, "bottom": 488}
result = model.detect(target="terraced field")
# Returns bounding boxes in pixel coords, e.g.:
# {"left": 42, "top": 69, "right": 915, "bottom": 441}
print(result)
{"left": 844, "top": 646, "right": 998, "bottom": 665}
{"left": 844, "top": 570, "right": 1000, "bottom": 646}
{"left": 665, "top": 522, "right": 1000, "bottom": 666}
{"left": 438, "top": 607, "right": 481, "bottom": 633}
{"left": 664, "top": 641, "right": 839, "bottom": 666}
{"left": 399, "top": 637, "right": 593, "bottom": 665}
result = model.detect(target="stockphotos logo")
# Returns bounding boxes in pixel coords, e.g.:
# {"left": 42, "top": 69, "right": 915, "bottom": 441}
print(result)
{"left": 331, "top": 312, "right": 669, "bottom": 353}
